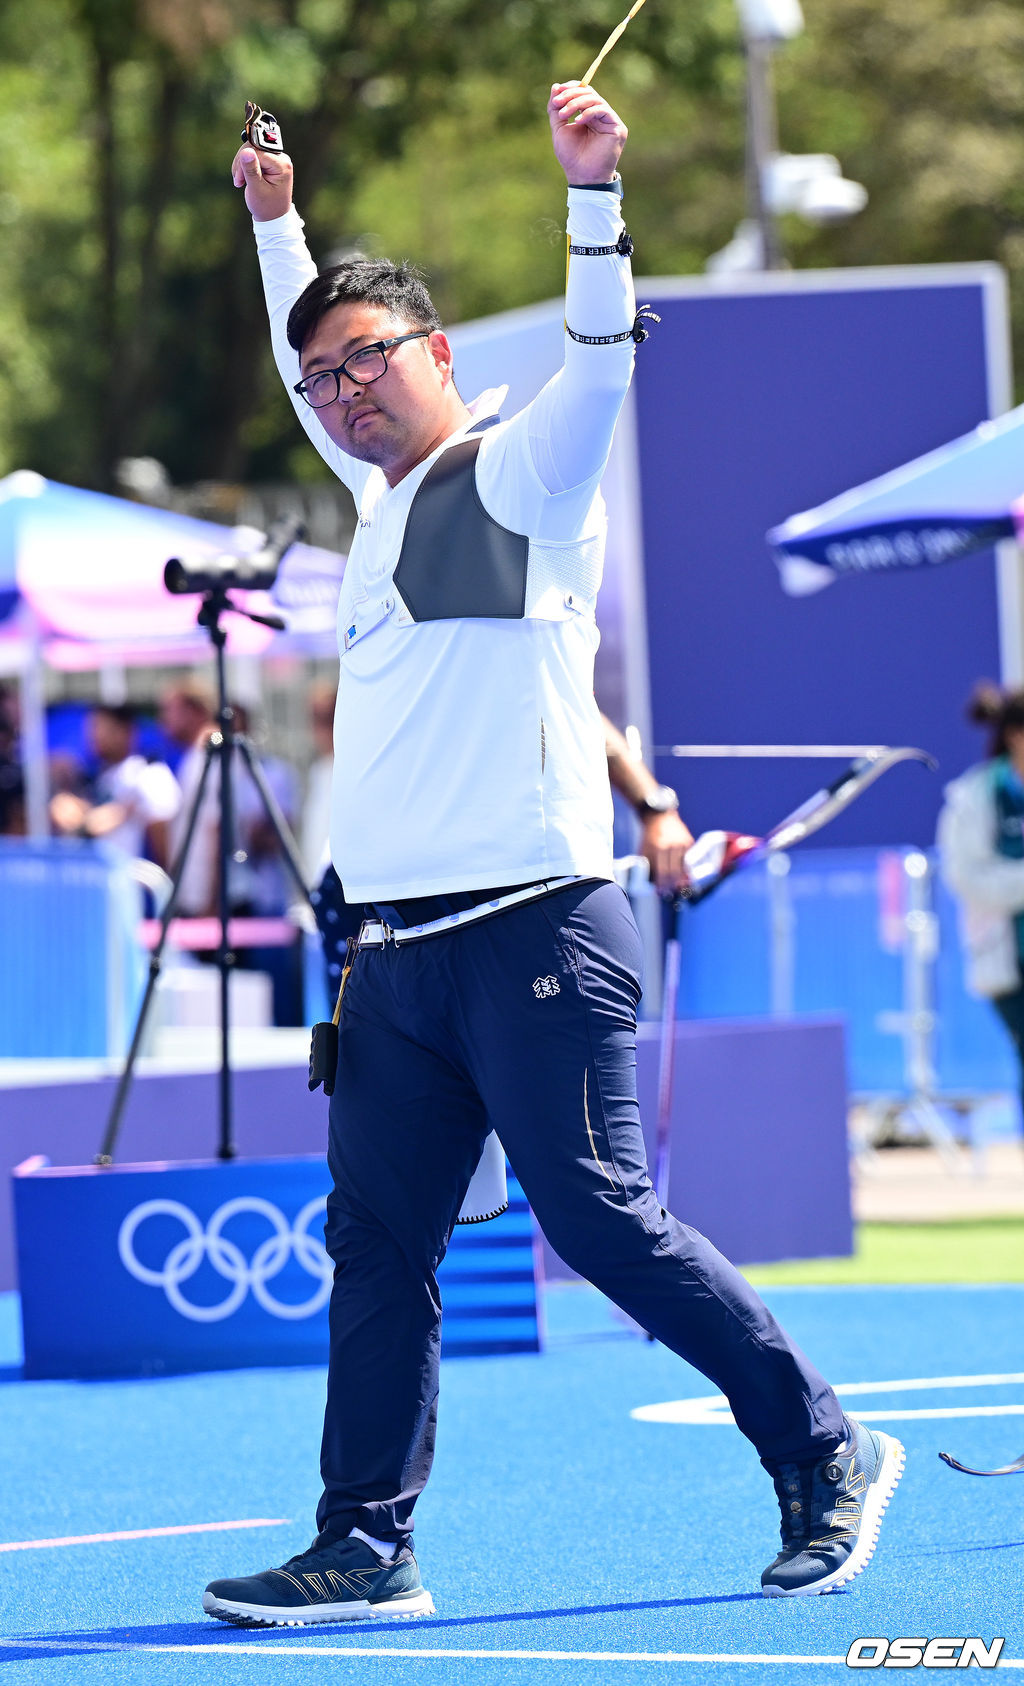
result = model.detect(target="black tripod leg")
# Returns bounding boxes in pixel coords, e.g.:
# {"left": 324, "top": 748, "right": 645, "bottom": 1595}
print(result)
{"left": 96, "top": 740, "right": 219, "bottom": 1165}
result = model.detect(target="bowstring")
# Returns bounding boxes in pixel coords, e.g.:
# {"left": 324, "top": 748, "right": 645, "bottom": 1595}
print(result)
{"left": 564, "top": 0, "right": 650, "bottom": 301}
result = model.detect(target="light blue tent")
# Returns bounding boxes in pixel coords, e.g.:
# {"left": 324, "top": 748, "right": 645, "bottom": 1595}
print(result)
{"left": 0, "top": 471, "right": 346, "bottom": 832}
{"left": 768, "top": 403, "right": 1024, "bottom": 595}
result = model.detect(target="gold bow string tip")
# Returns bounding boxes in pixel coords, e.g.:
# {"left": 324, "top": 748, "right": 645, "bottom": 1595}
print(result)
{"left": 580, "top": 0, "right": 650, "bottom": 87}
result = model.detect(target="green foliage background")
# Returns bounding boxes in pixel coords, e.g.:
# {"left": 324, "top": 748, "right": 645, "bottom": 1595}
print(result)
{"left": 2, "top": 0, "right": 1023, "bottom": 492}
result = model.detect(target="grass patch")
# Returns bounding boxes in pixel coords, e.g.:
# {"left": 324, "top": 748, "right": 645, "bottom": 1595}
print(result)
{"left": 742, "top": 1218, "right": 1024, "bottom": 1286}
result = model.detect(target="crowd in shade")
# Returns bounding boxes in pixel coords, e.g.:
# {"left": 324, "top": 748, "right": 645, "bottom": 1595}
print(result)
{"left": 0, "top": 679, "right": 336, "bottom": 1023}
{"left": 0, "top": 685, "right": 24, "bottom": 837}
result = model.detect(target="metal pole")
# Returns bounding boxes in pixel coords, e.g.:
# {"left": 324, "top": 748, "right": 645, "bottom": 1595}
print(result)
{"left": 212, "top": 628, "right": 237, "bottom": 1162}
{"left": 900, "top": 850, "right": 962, "bottom": 1171}
{"left": 19, "top": 614, "right": 49, "bottom": 839}
{"left": 745, "top": 37, "right": 783, "bottom": 270}
{"left": 767, "top": 851, "right": 794, "bottom": 1016}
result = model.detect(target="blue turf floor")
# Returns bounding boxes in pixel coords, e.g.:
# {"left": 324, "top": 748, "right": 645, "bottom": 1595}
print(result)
{"left": 0, "top": 1283, "right": 1022, "bottom": 1685}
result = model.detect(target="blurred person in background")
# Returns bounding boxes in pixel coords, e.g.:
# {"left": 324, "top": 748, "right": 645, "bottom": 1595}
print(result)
{"left": 228, "top": 700, "right": 299, "bottom": 919}
{"left": 0, "top": 683, "right": 25, "bottom": 836}
{"left": 161, "top": 685, "right": 303, "bottom": 1020}
{"left": 159, "top": 679, "right": 216, "bottom": 778}
{"left": 49, "top": 704, "right": 180, "bottom": 868}
{"left": 230, "top": 700, "right": 304, "bottom": 1024}
{"left": 301, "top": 679, "right": 337, "bottom": 882}
{"left": 159, "top": 679, "right": 217, "bottom": 914}
{"left": 938, "top": 681, "right": 1024, "bottom": 1119}
{"left": 158, "top": 682, "right": 300, "bottom": 920}
{"left": 47, "top": 751, "right": 87, "bottom": 804}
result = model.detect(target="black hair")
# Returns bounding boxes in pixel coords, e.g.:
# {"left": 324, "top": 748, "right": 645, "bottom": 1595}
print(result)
{"left": 966, "top": 680, "right": 1024, "bottom": 759}
{"left": 286, "top": 258, "right": 441, "bottom": 355}
{"left": 92, "top": 703, "right": 137, "bottom": 729}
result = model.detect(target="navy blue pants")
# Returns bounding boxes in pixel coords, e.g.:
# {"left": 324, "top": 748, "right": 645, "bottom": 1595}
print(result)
{"left": 317, "top": 879, "right": 844, "bottom": 1544}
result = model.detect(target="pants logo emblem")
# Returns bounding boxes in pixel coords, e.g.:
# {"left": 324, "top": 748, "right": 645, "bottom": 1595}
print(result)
{"left": 532, "top": 975, "right": 561, "bottom": 998}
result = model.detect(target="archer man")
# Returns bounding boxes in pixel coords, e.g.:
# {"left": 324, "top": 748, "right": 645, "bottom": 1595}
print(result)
{"left": 202, "top": 81, "right": 903, "bottom": 1625}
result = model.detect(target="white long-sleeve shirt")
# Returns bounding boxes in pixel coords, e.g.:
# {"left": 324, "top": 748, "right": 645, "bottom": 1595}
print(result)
{"left": 254, "top": 189, "right": 637, "bottom": 900}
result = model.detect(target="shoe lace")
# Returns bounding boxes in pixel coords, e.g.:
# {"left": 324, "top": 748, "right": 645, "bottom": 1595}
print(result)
{"left": 772, "top": 1455, "right": 852, "bottom": 1548}
{"left": 772, "top": 1464, "right": 813, "bottom": 1546}
{"left": 283, "top": 1533, "right": 351, "bottom": 1570}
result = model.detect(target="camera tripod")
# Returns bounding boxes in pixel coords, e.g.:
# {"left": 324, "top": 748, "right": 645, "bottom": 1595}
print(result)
{"left": 97, "top": 579, "right": 316, "bottom": 1165}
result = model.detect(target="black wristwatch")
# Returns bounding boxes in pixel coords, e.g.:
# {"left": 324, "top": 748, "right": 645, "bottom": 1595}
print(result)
{"left": 636, "top": 784, "right": 679, "bottom": 821}
{"left": 570, "top": 174, "right": 623, "bottom": 197}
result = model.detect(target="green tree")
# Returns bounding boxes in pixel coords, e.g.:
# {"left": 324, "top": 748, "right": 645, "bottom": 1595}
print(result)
{"left": 2, "top": 0, "right": 1024, "bottom": 495}
{"left": 0, "top": 0, "right": 735, "bottom": 487}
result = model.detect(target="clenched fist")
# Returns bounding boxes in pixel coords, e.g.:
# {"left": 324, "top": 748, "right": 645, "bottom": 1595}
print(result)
{"left": 231, "top": 144, "right": 294, "bottom": 222}
{"left": 548, "top": 81, "right": 628, "bottom": 186}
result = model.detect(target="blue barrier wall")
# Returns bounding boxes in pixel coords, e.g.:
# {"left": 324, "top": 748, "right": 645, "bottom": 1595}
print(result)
{"left": 0, "top": 840, "right": 143, "bottom": 1057}
{"left": 678, "top": 847, "right": 1019, "bottom": 1097}
{"left": 14, "top": 1155, "right": 540, "bottom": 1379}
{"left": 2, "top": 840, "right": 1016, "bottom": 1100}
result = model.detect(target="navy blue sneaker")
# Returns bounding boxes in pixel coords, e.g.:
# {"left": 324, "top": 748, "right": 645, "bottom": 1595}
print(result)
{"left": 203, "top": 1532, "right": 434, "bottom": 1625}
{"left": 761, "top": 1417, "right": 905, "bottom": 1597}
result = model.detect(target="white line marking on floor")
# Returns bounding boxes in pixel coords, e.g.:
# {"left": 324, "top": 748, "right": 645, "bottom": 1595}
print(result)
{"left": 633, "top": 1372, "right": 1024, "bottom": 1425}
{"left": 0, "top": 1519, "right": 291, "bottom": 1553}
{"left": 1, "top": 1641, "right": 1020, "bottom": 1667}
{"left": 143, "top": 1649, "right": 879, "bottom": 1664}
{"left": 22, "top": 1279, "right": 1005, "bottom": 1300}
{"left": 753, "top": 1283, "right": 1024, "bottom": 1293}
{"left": 832, "top": 1373, "right": 1024, "bottom": 1393}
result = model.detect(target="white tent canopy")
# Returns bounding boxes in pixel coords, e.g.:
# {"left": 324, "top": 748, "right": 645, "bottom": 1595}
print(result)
{"left": 0, "top": 471, "right": 347, "bottom": 834}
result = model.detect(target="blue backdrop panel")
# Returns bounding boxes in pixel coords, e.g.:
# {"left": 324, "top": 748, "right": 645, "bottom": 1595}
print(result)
{"left": 13, "top": 1155, "right": 539, "bottom": 1379}
{"left": 635, "top": 1017, "right": 853, "bottom": 1267}
{"left": 541, "top": 1016, "right": 852, "bottom": 1278}
{"left": 635, "top": 275, "right": 1003, "bottom": 845}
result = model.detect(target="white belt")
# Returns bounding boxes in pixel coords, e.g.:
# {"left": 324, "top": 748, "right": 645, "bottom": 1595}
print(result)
{"left": 357, "top": 877, "right": 582, "bottom": 948}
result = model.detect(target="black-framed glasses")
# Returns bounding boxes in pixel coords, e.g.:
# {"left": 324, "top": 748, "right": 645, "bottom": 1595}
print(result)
{"left": 293, "top": 330, "right": 431, "bottom": 408}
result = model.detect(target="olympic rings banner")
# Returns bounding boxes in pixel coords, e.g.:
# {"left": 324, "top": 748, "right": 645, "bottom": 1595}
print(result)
{"left": 117, "top": 1194, "right": 333, "bottom": 1326}
{"left": 13, "top": 1154, "right": 540, "bottom": 1379}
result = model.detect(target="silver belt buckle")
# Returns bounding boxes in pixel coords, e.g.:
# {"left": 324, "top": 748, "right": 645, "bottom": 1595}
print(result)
{"left": 357, "top": 918, "right": 390, "bottom": 949}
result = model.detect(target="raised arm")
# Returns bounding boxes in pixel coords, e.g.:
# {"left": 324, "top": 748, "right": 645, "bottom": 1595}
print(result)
{"left": 230, "top": 129, "right": 369, "bottom": 496}
{"left": 479, "top": 83, "right": 637, "bottom": 531}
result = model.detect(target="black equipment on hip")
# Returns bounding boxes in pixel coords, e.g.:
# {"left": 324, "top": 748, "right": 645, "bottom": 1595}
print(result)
{"left": 308, "top": 1021, "right": 340, "bottom": 1098}
{"left": 309, "top": 938, "right": 358, "bottom": 1098}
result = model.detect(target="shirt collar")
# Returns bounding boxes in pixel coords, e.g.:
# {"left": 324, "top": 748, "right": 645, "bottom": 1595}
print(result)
{"left": 465, "top": 385, "right": 508, "bottom": 428}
